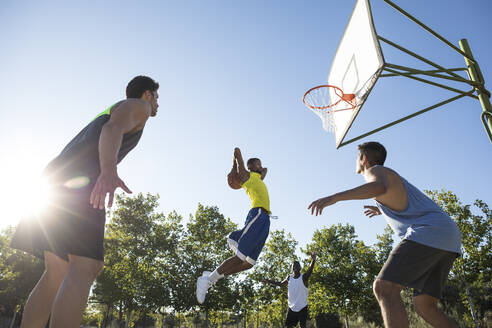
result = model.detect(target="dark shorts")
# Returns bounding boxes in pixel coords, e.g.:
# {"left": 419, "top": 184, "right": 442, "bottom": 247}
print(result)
{"left": 227, "top": 207, "right": 270, "bottom": 265}
{"left": 10, "top": 180, "right": 106, "bottom": 262}
{"left": 285, "top": 306, "right": 308, "bottom": 328}
{"left": 377, "top": 239, "right": 458, "bottom": 299}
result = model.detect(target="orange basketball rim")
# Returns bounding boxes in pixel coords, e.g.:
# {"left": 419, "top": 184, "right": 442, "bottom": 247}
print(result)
{"left": 302, "top": 85, "right": 356, "bottom": 112}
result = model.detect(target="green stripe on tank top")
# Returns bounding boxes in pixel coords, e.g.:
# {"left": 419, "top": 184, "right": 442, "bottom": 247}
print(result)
{"left": 91, "top": 103, "right": 116, "bottom": 122}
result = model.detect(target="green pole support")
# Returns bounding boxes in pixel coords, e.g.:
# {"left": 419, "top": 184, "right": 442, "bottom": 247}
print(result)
{"left": 460, "top": 39, "right": 492, "bottom": 143}
{"left": 383, "top": 67, "right": 478, "bottom": 99}
{"left": 482, "top": 112, "right": 492, "bottom": 142}
{"left": 382, "top": 0, "right": 476, "bottom": 64}
{"left": 378, "top": 36, "right": 471, "bottom": 83}
{"left": 338, "top": 91, "right": 474, "bottom": 148}
{"left": 385, "top": 63, "right": 478, "bottom": 85}
{"left": 381, "top": 67, "right": 467, "bottom": 78}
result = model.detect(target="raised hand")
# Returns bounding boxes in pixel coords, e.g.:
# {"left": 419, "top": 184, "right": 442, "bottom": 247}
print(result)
{"left": 363, "top": 205, "right": 381, "bottom": 218}
{"left": 234, "top": 147, "right": 241, "bottom": 158}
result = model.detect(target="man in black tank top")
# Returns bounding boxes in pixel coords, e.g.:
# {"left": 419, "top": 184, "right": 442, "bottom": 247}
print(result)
{"left": 10, "top": 76, "right": 159, "bottom": 328}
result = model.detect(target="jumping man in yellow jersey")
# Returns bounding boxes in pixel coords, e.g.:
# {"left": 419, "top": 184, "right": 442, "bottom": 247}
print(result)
{"left": 196, "top": 147, "right": 271, "bottom": 304}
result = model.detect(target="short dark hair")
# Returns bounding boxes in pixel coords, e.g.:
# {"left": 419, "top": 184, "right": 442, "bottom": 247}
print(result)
{"left": 358, "top": 142, "right": 387, "bottom": 165}
{"left": 247, "top": 158, "right": 260, "bottom": 167}
{"left": 126, "top": 75, "right": 159, "bottom": 99}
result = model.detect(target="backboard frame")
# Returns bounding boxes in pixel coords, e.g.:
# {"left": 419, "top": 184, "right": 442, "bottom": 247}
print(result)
{"left": 315, "top": 0, "right": 492, "bottom": 148}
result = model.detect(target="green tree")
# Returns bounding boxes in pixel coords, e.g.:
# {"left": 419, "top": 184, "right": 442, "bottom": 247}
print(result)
{"left": 181, "top": 203, "right": 239, "bottom": 325}
{"left": 92, "top": 193, "right": 183, "bottom": 327}
{"left": 0, "top": 226, "right": 44, "bottom": 321}
{"left": 426, "top": 190, "right": 491, "bottom": 327}
{"left": 354, "top": 226, "right": 393, "bottom": 327}
{"left": 305, "top": 224, "right": 389, "bottom": 328}
{"left": 306, "top": 224, "right": 359, "bottom": 327}
{"left": 92, "top": 199, "right": 241, "bottom": 327}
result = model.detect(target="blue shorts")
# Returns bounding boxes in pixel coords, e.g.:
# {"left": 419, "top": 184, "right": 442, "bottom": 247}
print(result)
{"left": 227, "top": 207, "right": 270, "bottom": 265}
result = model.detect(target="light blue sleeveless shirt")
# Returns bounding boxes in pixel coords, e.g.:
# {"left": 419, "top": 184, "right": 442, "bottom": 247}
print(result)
{"left": 375, "top": 174, "right": 461, "bottom": 254}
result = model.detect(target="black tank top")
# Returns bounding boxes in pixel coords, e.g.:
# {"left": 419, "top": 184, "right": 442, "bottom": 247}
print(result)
{"left": 44, "top": 107, "right": 143, "bottom": 184}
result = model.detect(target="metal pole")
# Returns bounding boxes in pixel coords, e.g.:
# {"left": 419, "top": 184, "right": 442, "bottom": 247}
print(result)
{"left": 385, "top": 63, "right": 477, "bottom": 85}
{"left": 378, "top": 36, "right": 473, "bottom": 84}
{"left": 381, "top": 67, "right": 467, "bottom": 78}
{"left": 460, "top": 39, "right": 492, "bottom": 143}
{"left": 383, "top": 67, "right": 478, "bottom": 99}
{"left": 383, "top": 0, "right": 476, "bottom": 64}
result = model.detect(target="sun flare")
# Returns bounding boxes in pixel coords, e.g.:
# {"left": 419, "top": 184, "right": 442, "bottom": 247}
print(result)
{"left": 0, "top": 159, "right": 52, "bottom": 227}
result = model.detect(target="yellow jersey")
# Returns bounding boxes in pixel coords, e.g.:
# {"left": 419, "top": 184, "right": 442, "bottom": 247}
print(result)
{"left": 242, "top": 172, "right": 270, "bottom": 213}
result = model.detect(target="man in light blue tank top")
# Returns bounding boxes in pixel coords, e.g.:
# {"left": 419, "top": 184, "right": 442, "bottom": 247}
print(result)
{"left": 308, "top": 142, "right": 460, "bottom": 328}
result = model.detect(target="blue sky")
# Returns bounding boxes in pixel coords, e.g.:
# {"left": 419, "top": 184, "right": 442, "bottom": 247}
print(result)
{"left": 1, "top": 0, "right": 491, "bottom": 255}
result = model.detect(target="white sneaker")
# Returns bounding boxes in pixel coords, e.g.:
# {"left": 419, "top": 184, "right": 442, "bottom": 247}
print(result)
{"left": 196, "top": 271, "right": 212, "bottom": 304}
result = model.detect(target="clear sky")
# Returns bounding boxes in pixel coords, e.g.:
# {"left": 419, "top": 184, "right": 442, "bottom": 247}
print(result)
{"left": 1, "top": 0, "right": 491, "bottom": 253}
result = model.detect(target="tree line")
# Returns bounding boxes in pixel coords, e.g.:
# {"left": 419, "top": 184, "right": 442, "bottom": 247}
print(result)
{"left": 0, "top": 190, "right": 490, "bottom": 327}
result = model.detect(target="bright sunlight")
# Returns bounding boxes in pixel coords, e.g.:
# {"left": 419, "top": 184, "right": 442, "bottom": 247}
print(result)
{"left": 0, "top": 152, "right": 52, "bottom": 227}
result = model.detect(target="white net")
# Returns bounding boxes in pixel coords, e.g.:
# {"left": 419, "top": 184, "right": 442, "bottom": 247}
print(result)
{"left": 312, "top": 108, "right": 335, "bottom": 132}
{"left": 304, "top": 85, "right": 356, "bottom": 133}
{"left": 304, "top": 86, "right": 333, "bottom": 109}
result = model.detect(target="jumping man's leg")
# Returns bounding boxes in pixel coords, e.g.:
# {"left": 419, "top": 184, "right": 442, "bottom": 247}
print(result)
{"left": 49, "top": 255, "right": 103, "bottom": 328}
{"left": 196, "top": 208, "right": 269, "bottom": 304}
{"left": 196, "top": 253, "right": 255, "bottom": 304}
{"left": 20, "top": 252, "right": 69, "bottom": 328}
{"left": 216, "top": 256, "right": 253, "bottom": 276}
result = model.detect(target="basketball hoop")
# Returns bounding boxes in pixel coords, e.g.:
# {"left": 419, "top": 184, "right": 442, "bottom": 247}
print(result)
{"left": 303, "top": 85, "right": 356, "bottom": 110}
{"left": 303, "top": 85, "right": 356, "bottom": 132}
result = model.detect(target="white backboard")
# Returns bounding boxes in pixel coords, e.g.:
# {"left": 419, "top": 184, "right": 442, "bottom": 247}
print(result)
{"left": 328, "top": 0, "right": 385, "bottom": 148}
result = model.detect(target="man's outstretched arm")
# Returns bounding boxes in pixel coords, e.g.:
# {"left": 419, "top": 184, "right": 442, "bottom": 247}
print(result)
{"left": 308, "top": 166, "right": 388, "bottom": 216}
{"left": 263, "top": 275, "right": 289, "bottom": 288}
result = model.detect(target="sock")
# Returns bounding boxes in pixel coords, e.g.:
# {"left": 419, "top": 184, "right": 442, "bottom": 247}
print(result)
{"left": 208, "top": 269, "right": 224, "bottom": 284}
